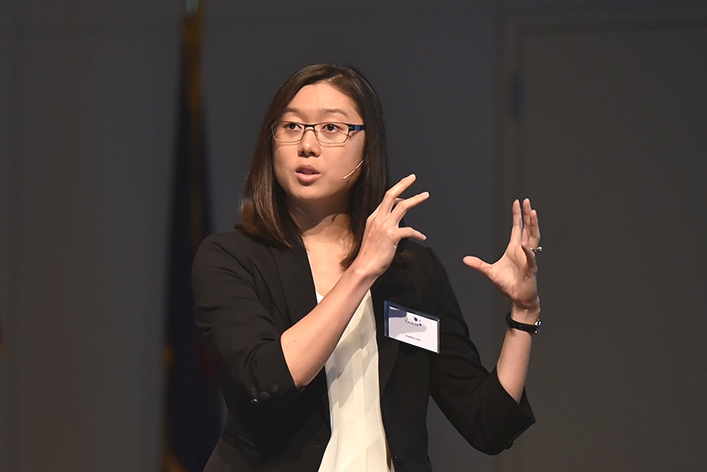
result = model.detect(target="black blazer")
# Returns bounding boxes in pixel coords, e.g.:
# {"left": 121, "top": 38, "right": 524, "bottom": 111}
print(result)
{"left": 192, "top": 229, "right": 534, "bottom": 472}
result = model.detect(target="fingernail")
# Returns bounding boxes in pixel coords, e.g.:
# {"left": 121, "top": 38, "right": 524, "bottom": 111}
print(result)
{"left": 407, "top": 173, "right": 416, "bottom": 179}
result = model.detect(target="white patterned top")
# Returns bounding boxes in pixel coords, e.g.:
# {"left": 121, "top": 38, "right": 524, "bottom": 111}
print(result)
{"left": 317, "top": 290, "right": 394, "bottom": 472}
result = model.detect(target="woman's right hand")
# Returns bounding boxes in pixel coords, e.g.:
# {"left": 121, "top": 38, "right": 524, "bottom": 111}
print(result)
{"left": 351, "top": 174, "right": 429, "bottom": 279}
{"left": 281, "top": 174, "right": 427, "bottom": 388}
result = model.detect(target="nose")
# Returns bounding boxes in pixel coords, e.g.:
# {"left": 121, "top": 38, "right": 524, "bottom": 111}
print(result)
{"left": 298, "top": 127, "right": 320, "bottom": 157}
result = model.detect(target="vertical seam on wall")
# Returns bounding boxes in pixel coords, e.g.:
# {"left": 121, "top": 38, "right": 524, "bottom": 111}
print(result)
{"left": 5, "top": 0, "right": 22, "bottom": 470}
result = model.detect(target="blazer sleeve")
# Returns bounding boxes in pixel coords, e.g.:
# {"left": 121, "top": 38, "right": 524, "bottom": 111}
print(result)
{"left": 424, "top": 247, "right": 535, "bottom": 455}
{"left": 192, "top": 233, "right": 300, "bottom": 409}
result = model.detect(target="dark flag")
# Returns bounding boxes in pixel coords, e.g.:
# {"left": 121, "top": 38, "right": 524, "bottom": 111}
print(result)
{"left": 163, "top": 2, "right": 221, "bottom": 471}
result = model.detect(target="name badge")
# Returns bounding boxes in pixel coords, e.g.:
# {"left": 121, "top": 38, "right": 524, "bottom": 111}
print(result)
{"left": 384, "top": 301, "right": 440, "bottom": 353}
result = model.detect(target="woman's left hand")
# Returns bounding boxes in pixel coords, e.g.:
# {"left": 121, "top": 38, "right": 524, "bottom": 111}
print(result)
{"left": 463, "top": 198, "right": 541, "bottom": 312}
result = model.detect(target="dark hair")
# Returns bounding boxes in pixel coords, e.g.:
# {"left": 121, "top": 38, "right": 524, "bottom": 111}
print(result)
{"left": 239, "top": 64, "right": 390, "bottom": 267}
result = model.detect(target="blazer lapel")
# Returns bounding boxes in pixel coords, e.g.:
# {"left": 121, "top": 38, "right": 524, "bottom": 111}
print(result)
{"left": 371, "top": 265, "right": 413, "bottom": 395}
{"left": 269, "top": 243, "right": 318, "bottom": 326}
{"left": 267, "top": 243, "right": 332, "bottom": 429}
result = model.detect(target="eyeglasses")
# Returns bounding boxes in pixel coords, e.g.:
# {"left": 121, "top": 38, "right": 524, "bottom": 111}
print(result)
{"left": 271, "top": 121, "right": 366, "bottom": 145}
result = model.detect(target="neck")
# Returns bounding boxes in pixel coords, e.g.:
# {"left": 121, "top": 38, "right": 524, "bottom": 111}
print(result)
{"left": 288, "top": 201, "right": 352, "bottom": 245}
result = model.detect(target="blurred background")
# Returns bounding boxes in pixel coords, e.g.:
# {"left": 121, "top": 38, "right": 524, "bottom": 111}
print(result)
{"left": 1, "top": 1, "right": 706, "bottom": 471}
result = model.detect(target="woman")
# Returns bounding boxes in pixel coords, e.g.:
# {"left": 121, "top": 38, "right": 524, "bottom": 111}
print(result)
{"left": 193, "top": 64, "right": 540, "bottom": 471}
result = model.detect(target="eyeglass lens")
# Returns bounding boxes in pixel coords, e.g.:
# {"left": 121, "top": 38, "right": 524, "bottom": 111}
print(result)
{"left": 273, "top": 122, "right": 354, "bottom": 144}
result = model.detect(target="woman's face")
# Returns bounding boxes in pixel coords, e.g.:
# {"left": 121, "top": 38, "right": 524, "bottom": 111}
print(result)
{"left": 273, "top": 82, "right": 365, "bottom": 213}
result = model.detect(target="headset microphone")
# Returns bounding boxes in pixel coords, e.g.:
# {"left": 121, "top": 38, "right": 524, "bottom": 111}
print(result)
{"left": 342, "top": 160, "right": 363, "bottom": 180}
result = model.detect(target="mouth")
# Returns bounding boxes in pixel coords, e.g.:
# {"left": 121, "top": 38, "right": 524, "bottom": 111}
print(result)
{"left": 296, "top": 165, "right": 320, "bottom": 176}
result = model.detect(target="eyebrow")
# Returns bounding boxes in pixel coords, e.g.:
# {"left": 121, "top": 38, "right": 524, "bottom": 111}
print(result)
{"left": 282, "top": 107, "right": 351, "bottom": 119}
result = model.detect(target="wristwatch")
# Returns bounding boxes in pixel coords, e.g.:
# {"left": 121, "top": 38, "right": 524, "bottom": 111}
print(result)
{"left": 505, "top": 312, "right": 542, "bottom": 334}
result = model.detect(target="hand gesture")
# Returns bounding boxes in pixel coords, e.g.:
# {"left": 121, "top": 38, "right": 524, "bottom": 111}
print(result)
{"left": 463, "top": 199, "right": 541, "bottom": 311}
{"left": 352, "top": 174, "right": 429, "bottom": 278}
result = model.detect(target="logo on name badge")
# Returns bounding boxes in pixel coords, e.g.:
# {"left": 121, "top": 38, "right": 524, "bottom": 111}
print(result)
{"left": 383, "top": 301, "right": 440, "bottom": 353}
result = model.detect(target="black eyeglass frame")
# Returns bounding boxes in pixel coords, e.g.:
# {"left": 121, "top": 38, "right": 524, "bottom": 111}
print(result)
{"left": 271, "top": 121, "right": 366, "bottom": 145}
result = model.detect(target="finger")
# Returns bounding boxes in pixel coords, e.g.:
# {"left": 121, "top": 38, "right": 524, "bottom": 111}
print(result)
{"left": 379, "top": 174, "right": 417, "bottom": 215}
{"left": 520, "top": 242, "right": 538, "bottom": 270}
{"left": 528, "top": 208, "right": 541, "bottom": 247}
{"left": 397, "top": 226, "right": 427, "bottom": 242}
{"left": 509, "top": 199, "right": 522, "bottom": 243}
{"left": 368, "top": 197, "right": 405, "bottom": 222}
{"left": 521, "top": 199, "right": 541, "bottom": 247}
{"left": 389, "top": 197, "right": 407, "bottom": 214}
{"left": 533, "top": 209, "right": 541, "bottom": 239}
{"left": 462, "top": 255, "right": 492, "bottom": 275}
{"left": 390, "top": 191, "right": 430, "bottom": 223}
{"left": 521, "top": 198, "right": 532, "bottom": 247}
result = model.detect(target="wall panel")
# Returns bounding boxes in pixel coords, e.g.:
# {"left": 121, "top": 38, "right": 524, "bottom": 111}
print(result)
{"left": 7, "top": 23, "right": 179, "bottom": 472}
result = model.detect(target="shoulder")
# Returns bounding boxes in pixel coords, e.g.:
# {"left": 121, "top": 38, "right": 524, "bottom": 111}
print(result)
{"left": 377, "top": 241, "right": 452, "bottom": 303}
{"left": 397, "top": 240, "right": 445, "bottom": 278}
{"left": 193, "top": 228, "right": 280, "bottom": 273}
{"left": 201, "top": 227, "right": 264, "bottom": 248}
{"left": 194, "top": 228, "right": 310, "bottom": 279}
{"left": 396, "top": 241, "right": 459, "bottom": 308}
{"left": 198, "top": 228, "right": 272, "bottom": 257}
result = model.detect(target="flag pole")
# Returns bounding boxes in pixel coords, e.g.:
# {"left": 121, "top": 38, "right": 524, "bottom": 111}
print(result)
{"left": 163, "top": 1, "right": 220, "bottom": 471}
{"left": 182, "top": 0, "right": 207, "bottom": 254}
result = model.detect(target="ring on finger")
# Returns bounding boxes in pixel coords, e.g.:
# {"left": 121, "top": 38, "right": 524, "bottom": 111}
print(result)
{"left": 531, "top": 246, "right": 543, "bottom": 253}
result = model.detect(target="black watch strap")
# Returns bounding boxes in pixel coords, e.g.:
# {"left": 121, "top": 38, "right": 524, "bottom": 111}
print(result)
{"left": 505, "top": 312, "right": 542, "bottom": 334}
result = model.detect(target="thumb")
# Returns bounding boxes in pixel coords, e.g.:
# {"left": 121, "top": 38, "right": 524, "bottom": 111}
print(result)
{"left": 463, "top": 255, "right": 491, "bottom": 274}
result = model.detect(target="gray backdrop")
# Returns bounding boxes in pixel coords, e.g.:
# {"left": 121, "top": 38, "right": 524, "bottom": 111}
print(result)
{"left": 1, "top": 1, "right": 705, "bottom": 471}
